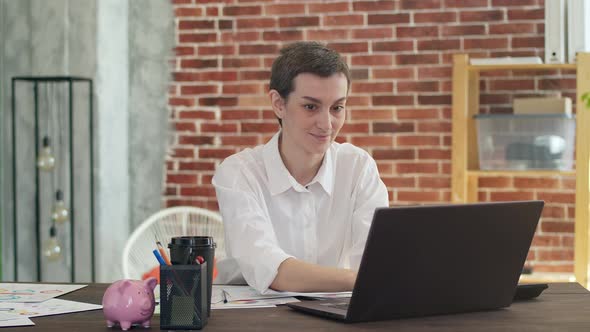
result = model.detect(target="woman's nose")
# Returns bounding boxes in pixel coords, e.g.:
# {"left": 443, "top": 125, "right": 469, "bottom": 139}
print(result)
{"left": 317, "top": 109, "right": 332, "bottom": 131}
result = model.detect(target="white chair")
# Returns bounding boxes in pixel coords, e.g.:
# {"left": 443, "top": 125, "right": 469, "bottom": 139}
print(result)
{"left": 122, "top": 206, "right": 225, "bottom": 280}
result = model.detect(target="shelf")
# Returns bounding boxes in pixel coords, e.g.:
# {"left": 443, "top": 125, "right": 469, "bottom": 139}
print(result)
{"left": 467, "top": 170, "right": 576, "bottom": 177}
{"left": 469, "top": 63, "right": 577, "bottom": 71}
{"left": 452, "top": 53, "right": 590, "bottom": 288}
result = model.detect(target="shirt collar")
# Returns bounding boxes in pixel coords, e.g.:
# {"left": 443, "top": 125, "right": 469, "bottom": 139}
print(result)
{"left": 310, "top": 147, "right": 334, "bottom": 196}
{"left": 263, "top": 132, "right": 292, "bottom": 196}
{"left": 263, "top": 131, "right": 335, "bottom": 196}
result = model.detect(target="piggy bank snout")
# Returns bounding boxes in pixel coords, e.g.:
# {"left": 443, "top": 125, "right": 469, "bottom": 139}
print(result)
{"left": 140, "top": 296, "right": 153, "bottom": 310}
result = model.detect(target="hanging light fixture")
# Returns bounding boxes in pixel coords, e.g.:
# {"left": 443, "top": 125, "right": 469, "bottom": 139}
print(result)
{"left": 51, "top": 189, "right": 69, "bottom": 223}
{"left": 42, "top": 224, "right": 62, "bottom": 261}
{"left": 37, "top": 136, "right": 56, "bottom": 171}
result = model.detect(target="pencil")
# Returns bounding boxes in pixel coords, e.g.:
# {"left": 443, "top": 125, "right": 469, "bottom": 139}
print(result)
{"left": 152, "top": 249, "right": 166, "bottom": 266}
{"left": 156, "top": 239, "right": 172, "bottom": 266}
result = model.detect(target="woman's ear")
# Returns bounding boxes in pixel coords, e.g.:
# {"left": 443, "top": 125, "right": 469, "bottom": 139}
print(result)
{"left": 269, "top": 90, "right": 285, "bottom": 120}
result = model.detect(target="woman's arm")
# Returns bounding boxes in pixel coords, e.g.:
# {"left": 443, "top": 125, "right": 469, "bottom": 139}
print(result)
{"left": 270, "top": 257, "right": 357, "bottom": 292}
{"left": 348, "top": 157, "right": 389, "bottom": 269}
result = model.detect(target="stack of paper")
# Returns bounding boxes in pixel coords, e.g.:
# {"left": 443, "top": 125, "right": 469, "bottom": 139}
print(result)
{"left": 211, "top": 285, "right": 352, "bottom": 309}
{"left": 211, "top": 285, "right": 299, "bottom": 309}
{"left": 0, "top": 283, "right": 102, "bottom": 328}
{"left": 212, "top": 296, "right": 299, "bottom": 310}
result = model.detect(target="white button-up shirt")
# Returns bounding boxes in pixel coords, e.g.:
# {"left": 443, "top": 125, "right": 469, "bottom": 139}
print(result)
{"left": 212, "top": 132, "right": 388, "bottom": 293}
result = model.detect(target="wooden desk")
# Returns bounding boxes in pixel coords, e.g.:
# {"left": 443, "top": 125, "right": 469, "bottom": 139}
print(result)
{"left": 3, "top": 283, "right": 590, "bottom": 331}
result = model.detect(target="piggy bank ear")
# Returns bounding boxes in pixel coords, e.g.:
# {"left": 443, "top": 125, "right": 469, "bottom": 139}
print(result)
{"left": 118, "top": 280, "right": 133, "bottom": 294}
{"left": 145, "top": 277, "right": 157, "bottom": 291}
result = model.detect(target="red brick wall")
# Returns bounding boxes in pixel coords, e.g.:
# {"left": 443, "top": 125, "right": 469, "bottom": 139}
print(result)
{"left": 166, "top": 0, "right": 575, "bottom": 273}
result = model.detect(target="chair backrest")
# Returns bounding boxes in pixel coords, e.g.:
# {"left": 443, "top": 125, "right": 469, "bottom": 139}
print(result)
{"left": 122, "top": 206, "right": 225, "bottom": 280}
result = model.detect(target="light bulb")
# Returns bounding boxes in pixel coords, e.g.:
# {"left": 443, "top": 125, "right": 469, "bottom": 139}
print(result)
{"left": 42, "top": 225, "right": 62, "bottom": 261}
{"left": 37, "top": 136, "right": 56, "bottom": 171}
{"left": 51, "top": 190, "right": 69, "bottom": 223}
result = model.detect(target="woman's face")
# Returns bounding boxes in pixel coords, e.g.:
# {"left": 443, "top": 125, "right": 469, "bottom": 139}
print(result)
{"left": 271, "top": 72, "right": 348, "bottom": 158}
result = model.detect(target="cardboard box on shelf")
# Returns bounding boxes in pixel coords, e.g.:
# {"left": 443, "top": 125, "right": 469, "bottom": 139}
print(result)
{"left": 513, "top": 97, "right": 572, "bottom": 115}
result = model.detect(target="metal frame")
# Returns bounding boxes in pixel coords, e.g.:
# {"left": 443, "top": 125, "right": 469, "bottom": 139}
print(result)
{"left": 11, "top": 76, "right": 95, "bottom": 282}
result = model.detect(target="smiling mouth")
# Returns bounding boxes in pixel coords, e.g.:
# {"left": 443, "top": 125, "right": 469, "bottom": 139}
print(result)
{"left": 310, "top": 133, "right": 331, "bottom": 140}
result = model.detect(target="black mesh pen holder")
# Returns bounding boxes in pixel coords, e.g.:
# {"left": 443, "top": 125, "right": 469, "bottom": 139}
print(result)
{"left": 160, "top": 263, "right": 208, "bottom": 330}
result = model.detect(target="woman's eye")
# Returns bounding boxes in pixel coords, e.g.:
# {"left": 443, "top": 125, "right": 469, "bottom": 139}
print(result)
{"left": 304, "top": 104, "right": 317, "bottom": 111}
{"left": 332, "top": 105, "right": 345, "bottom": 112}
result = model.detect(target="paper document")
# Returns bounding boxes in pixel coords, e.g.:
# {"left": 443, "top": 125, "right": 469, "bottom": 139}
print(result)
{"left": 211, "top": 285, "right": 291, "bottom": 304}
{"left": 212, "top": 285, "right": 351, "bottom": 303}
{"left": 0, "top": 312, "right": 35, "bottom": 327}
{"left": 0, "top": 298, "right": 102, "bottom": 317}
{"left": 212, "top": 297, "right": 299, "bottom": 310}
{"left": 0, "top": 312, "right": 19, "bottom": 321}
{"left": 288, "top": 291, "right": 352, "bottom": 299}
{"left": 0, "top": 283, "right": 87, "bottom": 303}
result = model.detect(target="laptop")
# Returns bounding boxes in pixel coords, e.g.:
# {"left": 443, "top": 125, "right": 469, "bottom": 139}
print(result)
{"left": 287, "top": 200, "right": 544, "bottom": 323}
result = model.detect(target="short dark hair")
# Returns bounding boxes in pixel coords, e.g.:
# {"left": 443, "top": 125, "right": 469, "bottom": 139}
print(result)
{"left": 269, "top": 41, "right": 351, "bottom": 125}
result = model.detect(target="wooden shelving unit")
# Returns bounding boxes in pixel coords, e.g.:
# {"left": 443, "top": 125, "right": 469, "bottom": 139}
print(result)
{"left": 451, "top": 53, "right": 590, "bottom": 287}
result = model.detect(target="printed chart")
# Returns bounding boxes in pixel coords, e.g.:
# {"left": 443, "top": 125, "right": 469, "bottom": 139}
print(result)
{"left": 0, "top": 284, "right": 86, "bottom": 303}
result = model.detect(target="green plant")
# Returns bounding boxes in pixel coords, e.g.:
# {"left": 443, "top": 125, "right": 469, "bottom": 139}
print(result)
{"left": 583, "top": 92, "right": 590, "bottom": 109}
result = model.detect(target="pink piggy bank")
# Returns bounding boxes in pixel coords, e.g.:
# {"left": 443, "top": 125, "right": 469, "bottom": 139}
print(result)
{"left": 102, "top": 278, "right": 157, "bottom": 330}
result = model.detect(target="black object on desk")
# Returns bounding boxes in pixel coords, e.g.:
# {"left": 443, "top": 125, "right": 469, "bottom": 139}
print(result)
{"left": 160, "top": 263, "right": 208, "bottom": 330}
{"left": 169, "top": 236, "right": 216, "bottom": 316}
{"left": 514, "top": 283, "right": 548, "bottom": 301}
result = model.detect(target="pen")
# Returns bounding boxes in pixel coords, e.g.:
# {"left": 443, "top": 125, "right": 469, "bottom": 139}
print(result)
{"left": 152, "top": 249, "right": 166, "bottom": 266}
{"left": 156, "top": 240, "right": 172, "bottom": 266}
{"left": 222, "top": 289, "right": 229, "bottom": 304}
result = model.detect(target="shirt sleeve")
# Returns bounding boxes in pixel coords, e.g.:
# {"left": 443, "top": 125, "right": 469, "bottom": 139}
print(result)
{"left": 212, "top": 161, "right": 293, "bottom": 293}
{"left": 348, "top": 156, "right": 389, "bottom": 269}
